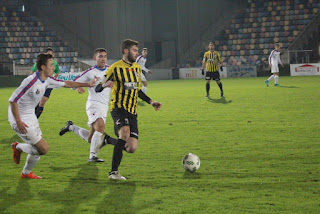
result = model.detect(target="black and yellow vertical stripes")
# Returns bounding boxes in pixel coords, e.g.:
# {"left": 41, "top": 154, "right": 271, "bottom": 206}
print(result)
{"left": 105, "top": 60, "right": 141, "bottom": 115}
{"left": 203, "top": 51, "right": 222, "bottom": 72}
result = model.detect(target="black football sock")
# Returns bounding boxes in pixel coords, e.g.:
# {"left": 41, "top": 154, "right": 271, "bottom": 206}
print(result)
{"left": 104, "top": 134, "right": 117, "bottom": 145}
{"left": 206, "top": 83, "right": 210, "bottom": 95}
{"left": 111, "top": 139, "right": 126, "bottom": 172}
{"left": 35, "top": 104, "right": 44, "bottom": 118}
{"left": 218, "top": 82, "right": 223, "bottom": 91}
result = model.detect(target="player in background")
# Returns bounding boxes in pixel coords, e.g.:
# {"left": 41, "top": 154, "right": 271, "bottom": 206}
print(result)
{"left": 201, "top": 42, "right": 224, "bottom": 98}
{"left": 30, "top": 47, "right": 60, "bottom": 118}
{"left": 135, "top": 48, "right": 152, "bottom": 94}
{"left": 96, "top": 39, "right": 162, "bottom": 180}
{"left": 59, "top": 48, "right": 117, "bottom": 162}
{"left": 265, "top": 44, "right": 284, "bottom": 87}
{"left": 10, "top": 53, "right": 96, "bottom": 179}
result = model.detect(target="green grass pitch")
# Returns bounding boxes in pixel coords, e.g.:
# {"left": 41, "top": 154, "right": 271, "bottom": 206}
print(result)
{"left": 0, "top": 76, "right": 319, "bottom": 213}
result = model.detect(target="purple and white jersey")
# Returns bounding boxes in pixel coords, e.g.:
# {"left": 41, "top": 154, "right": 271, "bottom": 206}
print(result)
{"left": 269, "top": 49, "right": 283, "bottom": 66}
{"left": 136, "top": 55, "right": 150, "bottom": 73}
{"left": 8, "top": 72, "right": 65, "bottom": 123}
{"left": 73, "top": 65, "right": 111, "bottom": 105}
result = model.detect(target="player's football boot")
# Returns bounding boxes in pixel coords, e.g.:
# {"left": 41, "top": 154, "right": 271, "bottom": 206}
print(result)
{"left": 205, "top": 94, "right": 209, "bottom": 99}
{"left": 95, "top": 134, "right": 108, "bottom": 153}
{"left": 11, "top": 142, "right": 21, "bottom": 165}
{"left": 20, "top": 172, "right": 42, "bottom": 179}
{"left": 220, "top": 90, "right": 224, "bottom": 97}
{"left": 88, "top": 156, "right": 104, "bottom": 163}
{"left": 265, "top": 80, "right": 269, "bottom": 87}
{"left": 274, "top": 83, "right": 280, "bottom": 86}
{"left": 59, "top": 120, "right": 73, "bottom": 136}
{"left": 109, "top": 171, "right": 126, "bottom": 180}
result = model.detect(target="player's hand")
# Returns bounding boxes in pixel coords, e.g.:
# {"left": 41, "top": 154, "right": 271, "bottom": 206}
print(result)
{"left": 16, "top": 120, "right": 28, "bottom": 134}
{"left": 150, "top": 101, "right": 162, "bottom": 111}
{"left": 103, "top": 80, "right": 114, "bottom": 88}
{"left": 269, "top": 64, "right": 272, "bottom": 68}
{"left": 88, "top": 78, "right": 97, "bottom": 87}
{"left": 220, "top": 66, "right": 223, "bottom": 71}
{"left": 148, "top": 70, "right": 152, "bottom": 74}
{"left": 76, "top": 87, "right": 85, "bottom": 94}
{"left": 201, "top": 69, "right": 204, "bottom": 75}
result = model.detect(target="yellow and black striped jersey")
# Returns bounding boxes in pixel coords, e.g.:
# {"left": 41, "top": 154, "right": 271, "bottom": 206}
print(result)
{"left": 104, "top": 60, "right": 142, "bottom": 115}
{"left": 203, "top": 51, "right": 222, "bottom": 72}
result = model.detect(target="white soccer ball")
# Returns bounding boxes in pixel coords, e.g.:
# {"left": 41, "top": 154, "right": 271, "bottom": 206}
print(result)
{"left": 182, "top": 153, "right": 200, "bottom": 172}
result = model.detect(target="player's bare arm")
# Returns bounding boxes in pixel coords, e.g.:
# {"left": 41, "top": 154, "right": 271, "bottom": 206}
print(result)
{"left": 64, "top": 78, "right": 96, "bottom": 88}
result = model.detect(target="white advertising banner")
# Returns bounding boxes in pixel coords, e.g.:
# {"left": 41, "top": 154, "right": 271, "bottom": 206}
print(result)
{"left": 290, "top": 63, "right": 320, "bottom": 76}
{"left": 57, "top": 72, "right": 81, "bottom": 81}
{"left": 179, "top": 68, "right": 227, "bottom": 79}
{"left": 226, "top": 66, "right": 257, "bottom": 78}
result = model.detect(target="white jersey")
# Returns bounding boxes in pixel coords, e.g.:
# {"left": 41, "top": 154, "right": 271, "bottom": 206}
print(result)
{"left": 8, "top": 72, "right": 65, "bottom": 123}
{"left": 269, "top": 49, "right": 283, "bottom": 66}
{"left": 73, "top": 65, "right": 111, "bottom": 105}
{"left": 136, "top": 55, "right": 150, "bottom": 73}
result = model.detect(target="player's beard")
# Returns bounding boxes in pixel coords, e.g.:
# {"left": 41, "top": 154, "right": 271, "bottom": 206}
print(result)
{"left": 127, "top": 52, "right": 136, "bottom": 63}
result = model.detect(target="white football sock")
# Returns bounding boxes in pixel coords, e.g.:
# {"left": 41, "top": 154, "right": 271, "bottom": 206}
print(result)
{"left": 267, "top": 75, "right": 274, "bottom": 81}
{"left": 142, "top": 86, "right": 147, "bottom": 94}
{"left": 22, "top": 154, "right": 40, "bottom": 175}
{"left": 17, "top": 143, "right": 39, "bottom": 155}
{"left": 72, "top": 125, "right": 89, "bottom": 142}
{"left": 90, "top": 131, "right": 103, "bottom": 158}
{"left": 274, "top": 75, "right": 279, "bottom": 84}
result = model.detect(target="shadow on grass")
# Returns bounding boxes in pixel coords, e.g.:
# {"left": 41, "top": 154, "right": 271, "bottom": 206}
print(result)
{"left": 183, "top": 171, "right": 202, "bottom": 179}
{"left": 0, "top": 134, "right": 20, "bottom": 145}
{"left": 277, "top": 85, "right": 299, "bottom": 88}
{"left": 39, "top": 164, "right": 104, "bottom": 213}
{"left": 97, "top": 180, "right": 138, "bottom": 213}
{"left": 0, "top": 179, "right": 33, "bottom": 213}
{"left": 207, "top": 96, "right": 232, "bottom": 104}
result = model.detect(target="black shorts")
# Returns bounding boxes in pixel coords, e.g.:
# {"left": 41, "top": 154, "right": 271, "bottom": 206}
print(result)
{"left": 43, "top": 88, "right": 53, "bottom": 98}
{"left": 205, "top": 72, "right": 220, "bottom": 81}
{"left": 111, "top": 108, "right": 139, "bottom": 139}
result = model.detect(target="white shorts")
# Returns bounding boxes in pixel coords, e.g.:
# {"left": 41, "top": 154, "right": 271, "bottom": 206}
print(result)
{"left": 271, "top": 65, "right": 279, "bottom": 73}
{"left": 10, "top": 120, "right": 42, "bottom": 145}
{"left": 86, "top": 101, "right": 109, "bottom": 126}
{"left": 141, "top": 72, "right": 147, "bottom": 82}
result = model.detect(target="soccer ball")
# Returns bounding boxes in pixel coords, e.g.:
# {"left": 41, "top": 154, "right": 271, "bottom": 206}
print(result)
{"left": 182, "top": 153, "right": 200, "bottom": 172}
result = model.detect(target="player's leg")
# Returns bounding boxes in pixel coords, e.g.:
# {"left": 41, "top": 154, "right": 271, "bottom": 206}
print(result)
{"left": 214, "top": 72, "right": 223, "bottom": 97}
{"left": 205, "top": 80, "right": 211, "bottom": 98}
{"left": 266, "top": 66, "right": 276, "bottom": 86}
{"left": 274, "top": 71, "right": 280, "bottom": 86}
{"left": 141, "top": 73, "right": 147, "bottom": 94}
{"left": 35, "top": 88, "right": 52, "bottom": 118}
{"left": 59, "top": 120, "right": 89, "bottom": 141}
{"left": 109, "top": 109, "right": 130, "bottom": 179}
{"left": 88, "top": 118, "right": 105, "bottom": 162}
{"left": 123, "top": 113, "right": 138, "bottom": 153}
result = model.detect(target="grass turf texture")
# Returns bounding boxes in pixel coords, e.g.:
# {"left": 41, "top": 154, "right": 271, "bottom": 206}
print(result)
{"left": 0, "top": 76, "right": 319, "bottom": 213}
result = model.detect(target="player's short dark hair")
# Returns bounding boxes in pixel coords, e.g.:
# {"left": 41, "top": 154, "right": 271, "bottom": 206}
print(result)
{"left": 36, "top": 53, "right": 52, "bottom": 71}
{"left": 209, "top": 41, "right": 214, "bottom": 45}
{"left": 143, "top": 48, "right": 147, "bottom": 51}
{"left": 121, "top": 39, "right": 139, "bottom": 54}
{"left": 46, "top": 47, "right": 54, "bottom": 52}
{"left": 94, "top": 48, "right": 107, "bottom": 56}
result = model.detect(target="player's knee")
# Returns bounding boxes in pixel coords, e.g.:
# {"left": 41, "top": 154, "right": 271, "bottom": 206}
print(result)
{"left": 144, "top": 82, "right": 148, "bottom": 87}
{"left": 39, "top": 145, "right": 49, "bottom": 155}
{"left": 126, "top": 144, "right": 138, "bottom": 153}
{"left": 119, "top": 126, "right": 130, "bottom": 141}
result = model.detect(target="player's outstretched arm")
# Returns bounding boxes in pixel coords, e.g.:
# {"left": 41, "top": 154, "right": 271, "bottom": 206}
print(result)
{"left": 138, "top": 90, "right": 162, "bottom": 111}
{"left": 64, "top": 78, "right": 96, "bottom": 88}
{"left": 95, "top": 81, "right": 113, "bottom": 92}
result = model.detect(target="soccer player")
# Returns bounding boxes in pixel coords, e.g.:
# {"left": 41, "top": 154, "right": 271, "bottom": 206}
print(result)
{"left": 265, "top": 44, "right": 284, "bottom": 87}
{"left": 96, "top": 39, "right": 162, "bottom": 180}
{"left": 9, "top": 53, "right": 96, "bottom": 179}
{"left": 31, "top": 47, "right": 60, "bottom": 118}
{"left": 201, "top": 41, "right": 224, "bottom": 98}
{"left": 59, "top": 48, "right": 117, "bottom": 162}
{"left": 135, "top": 48, "right": 152, "bottom": 94}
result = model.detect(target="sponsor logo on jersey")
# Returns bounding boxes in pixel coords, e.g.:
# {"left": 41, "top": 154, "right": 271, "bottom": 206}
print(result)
{"left": 124, "top": 82, "right": 138, "bottom": 90}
